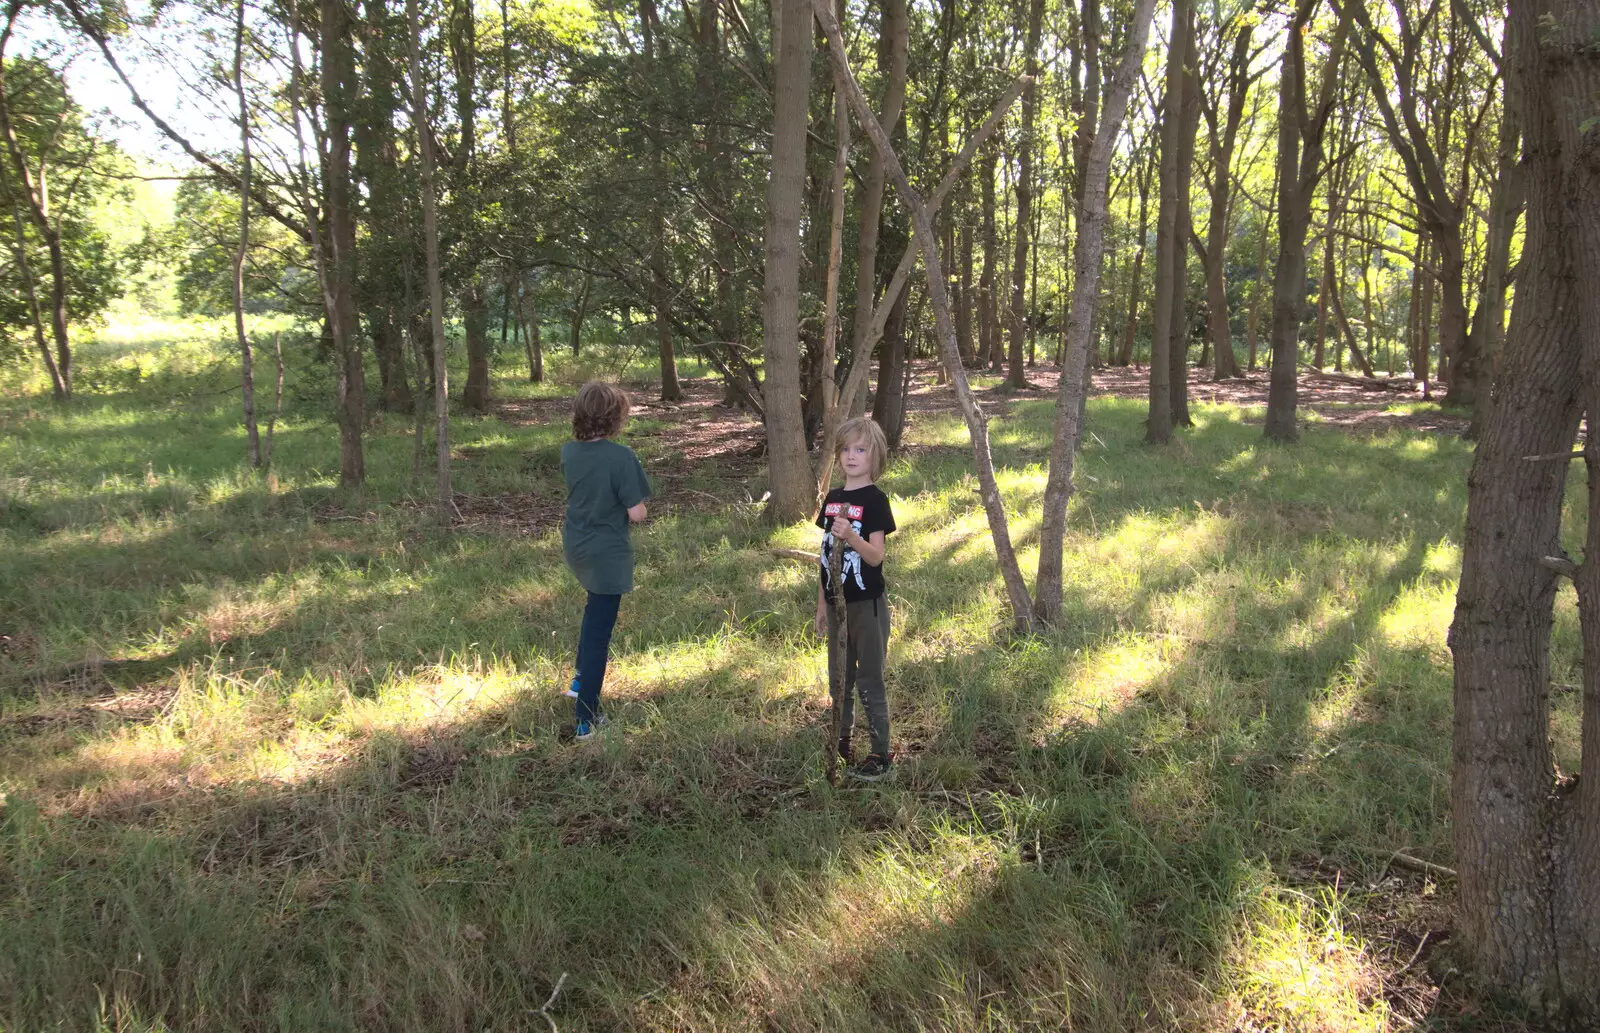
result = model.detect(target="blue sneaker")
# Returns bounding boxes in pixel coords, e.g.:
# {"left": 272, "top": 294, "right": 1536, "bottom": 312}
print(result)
{"left": 574, "top": 714, "right": 610, "bottom": 741}
{"left": 564, "top": 676, "right": 581, "bottom": 699}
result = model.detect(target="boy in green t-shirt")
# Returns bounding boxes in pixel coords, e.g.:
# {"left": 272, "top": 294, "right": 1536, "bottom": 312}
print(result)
{"left": 561, "top": 381, "right": 651, "bottom": 740}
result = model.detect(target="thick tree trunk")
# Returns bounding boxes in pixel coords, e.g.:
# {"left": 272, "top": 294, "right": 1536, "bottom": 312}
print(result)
{"left": 1264, "top": 0, "right": 1348, "bottom": 442}
{"left": 1451, "top": 0, "right": 1600, "bottom": 1014}
{"left": 760, "top": 0, "right": 815, "bottom": 523}
{"left": 462, "top": 278, "right": 492, "bottom": 412}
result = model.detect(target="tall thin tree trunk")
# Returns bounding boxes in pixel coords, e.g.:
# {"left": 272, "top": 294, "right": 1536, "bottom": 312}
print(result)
{"left": 640, "top": 0, "right": 681, "bottom": 401}
{"left": 1036, "top": 0, "right": 1158, "bottom": 620}
{"left": 1169, "top": 11, "right": 1198, "bottom": 427}
{"left": 322, "top": 0, "right": 365, "bottom": 486}
{"left": 232, "top": 0, "right": 261, "bottom": 466}
{"left": 1118, "top": 139, "right": 1152, "bottom": 366}
{"left": 815, "top": 0, "right": 1035, "bottom": 630}
{"left": 407, "top": 0, "right": 451, "bottom": 512}
{"left": 760, "top": 0, "right": 815, "bottom": 523}
{"left": 5, "top": 200, "right": 63, "bottom": 399}
{"left": 1007, "top": 0, "right": 1044, "bottom": 389}
{"left": 1146, "top": 0, "right": 1187, "bottom": 443}
{"left": 979, "top": 142, "right": 1000, "bottom": 372}
{"left": 0, "top": 10, "right": 70, "bottom": 399}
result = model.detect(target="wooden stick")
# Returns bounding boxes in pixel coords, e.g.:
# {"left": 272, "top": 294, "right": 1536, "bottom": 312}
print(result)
{"left": 1388, "top": 851, "right": 1456, "bottom": 880}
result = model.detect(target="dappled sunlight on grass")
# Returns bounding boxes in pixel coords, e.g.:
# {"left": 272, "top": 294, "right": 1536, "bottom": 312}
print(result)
{"left": 1223, "top": 886, "right": 1391, "bottom": 1033}
{"left": 2, "top": 348, "right": 1538, "bottom": 1030}
{"left": 1379, "top": 581, "right": 1454, "bottom": 657}
{"left": 1047, "top": 637, "right": 1169, "bottom": 728}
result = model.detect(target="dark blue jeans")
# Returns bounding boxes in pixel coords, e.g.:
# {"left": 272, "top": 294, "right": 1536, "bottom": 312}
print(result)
{"left": 575, "top": 592, "right": 621, "bottom": 724}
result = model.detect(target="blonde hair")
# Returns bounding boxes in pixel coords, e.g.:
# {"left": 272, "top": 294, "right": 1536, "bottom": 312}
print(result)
{"left": 835, "top": 416, "right": 889, "bottom": 480}
{"left": 572, "top": 381, "right": 631, "bottom": 440}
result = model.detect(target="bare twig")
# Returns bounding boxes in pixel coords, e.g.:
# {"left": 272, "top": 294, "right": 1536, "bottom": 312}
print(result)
{"left": 1522, "top": 450, "right": 1587, "bottom": 462}
{"left": 1388, "top": 851, "right": 1456, "bottom": 880}
{"left": 771, "top": 548, "right": 817, "bottom": 563}
{"left": 1394, "top": 930, "right": 1431, "bottom": 977}
{"left": 532, "top": 971, "right": 569, "bottom": 1033}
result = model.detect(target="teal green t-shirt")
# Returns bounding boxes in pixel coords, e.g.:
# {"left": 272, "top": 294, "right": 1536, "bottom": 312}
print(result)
{"left": 561, "top": 438, "right": 651, "bottom": 594}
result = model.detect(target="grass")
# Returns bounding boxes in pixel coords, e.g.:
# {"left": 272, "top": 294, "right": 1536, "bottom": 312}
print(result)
{"left": 0, "top": 322, "right": 1585, "bottom": 1032}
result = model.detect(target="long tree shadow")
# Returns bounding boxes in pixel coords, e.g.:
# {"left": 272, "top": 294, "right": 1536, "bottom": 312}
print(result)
{"left": 1, "top": 390, "right": 1483, "bottom": 1030}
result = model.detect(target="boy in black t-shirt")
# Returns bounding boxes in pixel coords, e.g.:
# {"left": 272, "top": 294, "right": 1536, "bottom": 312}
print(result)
{"left": 813, "top": 417, "right": 897, "bottom": 781}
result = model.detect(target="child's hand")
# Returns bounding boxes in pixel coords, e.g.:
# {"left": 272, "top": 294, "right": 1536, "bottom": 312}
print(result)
{"left": 830, "top": 516, "right": 855, "bottom": 542}
{"left": 813, "top": 608, "right": 827, "bottom": 638}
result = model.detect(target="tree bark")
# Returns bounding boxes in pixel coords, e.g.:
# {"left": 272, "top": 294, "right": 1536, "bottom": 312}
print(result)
{"left": 407, "top": 0, "right": 451, "bottom": 512}
{"left": 232, "top": 0, "right": 261, "bottom": 466}
{"left": 759, "top": 0, "right": 815, "bottom": 523}
{"left": 1006, "top": 0, "right": 1045, "bottom": 390}
{"left": 814, "top": 0, "right": 1036, "bottom": 630}
{"left": 322, "top": 0, "right": 366, "bottom": 487}
{"left": 1034, "top": 0, "right": 1158, "bottom": 622}
{"left": 1451, "top": 0, "right": 1600, "bottom": 1012}
{"left": 1264, "top": 0, "right": 1349, "bottom": 443}
{"left": 1169, "top": 11, "right": 1199, "bottom": 427}
{"left": 1146, "top": 0, "right": 1187, "bottom": 444}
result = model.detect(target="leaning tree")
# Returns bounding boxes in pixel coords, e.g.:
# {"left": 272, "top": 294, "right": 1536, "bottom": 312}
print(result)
{"left": 1447, "top": 0, "right": 1600, "bottom": 1015}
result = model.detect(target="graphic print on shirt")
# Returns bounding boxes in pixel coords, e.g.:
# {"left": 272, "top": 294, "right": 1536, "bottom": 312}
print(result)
{"left": 821, "top": 501, "right": 868, "bottom": 592}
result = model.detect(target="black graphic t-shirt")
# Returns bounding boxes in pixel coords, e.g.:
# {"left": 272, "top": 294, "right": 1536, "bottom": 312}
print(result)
{"left": 816, "top": 484, "right": 896, "bottom": 603}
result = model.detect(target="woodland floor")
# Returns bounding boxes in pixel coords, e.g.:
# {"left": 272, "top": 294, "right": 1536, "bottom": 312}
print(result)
{"left": 4, "top": 347, "right": 1570, "bottom": 1032}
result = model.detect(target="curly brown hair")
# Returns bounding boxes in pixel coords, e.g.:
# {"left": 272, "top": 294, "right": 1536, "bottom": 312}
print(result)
{"left": 572, "top": 381, "right": 632, "bottom": 440}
